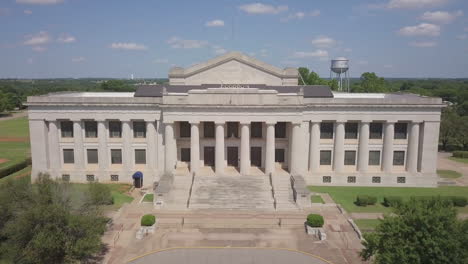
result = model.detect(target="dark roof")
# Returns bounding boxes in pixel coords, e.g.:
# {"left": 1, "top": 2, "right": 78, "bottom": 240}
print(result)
{"left": 134, "top": 84, "right": 333, "bottom": 98}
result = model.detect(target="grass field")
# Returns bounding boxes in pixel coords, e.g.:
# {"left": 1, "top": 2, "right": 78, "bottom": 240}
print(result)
{"left": 308, "top": 186, "right": 468, "bottom": 213}
{"left": 69, "top": 183, "right": 134, "bottom": 209}
{"left": 354, "top": 219, "right": 381, "bottom": 233}
{"left": 143, "top": 193, "right": 154, "bottom": 202}
{"left": 449, "top": 157, "right": 468, "bottom": 164}
{"left": 437, "top": 169, "right": 462, "bottom": 179}
{"left": 311, "top": 195, "right": 325, "bottom": 204}
{"left": 0, "top": 117, "right": 30, "bottom": 170}
{"left": 0, "top": 165, "right": 31, "bottom": 183}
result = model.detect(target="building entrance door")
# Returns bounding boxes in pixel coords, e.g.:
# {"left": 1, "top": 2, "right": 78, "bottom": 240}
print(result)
{"left": 204, "top": 147, "right": 215, "bottom": 167}
{"left": 227, "top": 147, "right": 238, "bottom": 167}
{"left": 251, "top": 147, "right": 262, "bottom": 167}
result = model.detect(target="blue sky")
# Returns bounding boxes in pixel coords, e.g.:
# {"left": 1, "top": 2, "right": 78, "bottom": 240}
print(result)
{"left": 0, "top": 0, "right": 467, "bottom": 78}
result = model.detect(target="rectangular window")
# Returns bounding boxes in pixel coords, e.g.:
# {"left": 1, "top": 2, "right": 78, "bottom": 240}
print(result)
{"left": 275, "top": 122, "right": 286, "bottom": 138}
{"left": 320, "top": 122, "right": 334, "bottom": 139}
{"left": 179, "top": 121, "right": 191, "bottom": 138}
{"left": 368, "top": 151, "right": 381, "bottom": 166}
{"left": 275, "top": 148, "right": 285, "bottom": 162}
{"left": 397, "top": 176, "right": 406, "bottom": 183}
{"left": 251, "top": 122, "right": 262, "bottom": 138}
{"left": 62, "top": 174, "right": 70, "bottom": 182}
{"left": 111, "top": 175, "right": 119, "bottom": 181}
{"left": 63, "top": 149, "right": 74, "bottom": 164}
{"left": 345, "top": 123, "right": 358, "bottom": 139}
{"left": 133, "top": 121, "right": 146, "bottom": 138}
{"left": 344, "top": 150, "right": 356, "bottom": 165}
{"left": 372, "top": 176, "right": 381, "bottom": 183}
{"left": 369, "top": 123, "right": 383, "bottom": 139}
{"left": 61, "top": 121, "right": 73, "bottom": 138}
{"left": 87, "top": 149, "right": 98, "bottom": 164}
{"left": 322, "top": 176, "right": 331, "bottom": 183}
{"left": 393, "top": 151, "right": 405, "bottom": 166}
{"left": 84, "top": 121, "right": 97, "bottom": 138}
{"left": 320, "top": 150, "right": 332, "bottom": 165}
{"left": 109, "top": 121, "right": 122, "bottom": 138}
{"left": 135, "top": 149, "right": 146, "bottom": 164}
{"left": 203, "top": 122, "right": 215, "bottom": 138}
{"left": 347, "top": 176, "right": 356, "bottom": 183}
{"left": 86, "top": 175, "right": 95, "bottom": 182}
{"left": 227, "top": 122, "right": 239, "bottom": 138}
{"left": 394, "top": 122, "right": 408, "bottom": 139}
{"left": 111, "top": 149, "right": 122, "bottom": 164}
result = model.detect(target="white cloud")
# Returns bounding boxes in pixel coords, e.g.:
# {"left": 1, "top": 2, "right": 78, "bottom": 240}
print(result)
{"left": 311, "top": 36, "right": 336, "bottom": 48}
{"left": 205, "top": 19, "right": 224, "bottom": 27}
{"left": 409, "top": 41, "right": 437, "bottom": 47}
{"left": 167, "top": 37, "right": 208, "bottom": 49}
{"left": 16, "top": 0, "right": 63, "bottom": 4}
{"left": 398, "top": 23, "right": 440, "bottom": 37}
{"left": 281, "top": 9, "right": 320, "bottom": 22}
{"left": 71, "top": 57, "right": 85, "bottom": 63}
{"left": 110, "top": 42, "right": 148, "bottom": 50}
{"left": 420, "top": 10, "right": 463, "bottom": 24}
{"left": 456, "top": 34, "right": 467, "bottom": 40}
{"left": 57, "top": 34, "right": 76, "bottom": 43}
{"left": 213, "top": 46, "right": 227, "bottom": 55}
{"left": 154, "top": 58, "right": 169, "bottom": 64}
{"left": 239, "top": 3, "right": 288, "bottom": 15}
{"left": 387, "top": 0, "right": 449, "bottom": 9}
{"left": 23, "top": 31, "right": 51, "bottom": 46}
{"left": 292, "top": 50, "right": 328, "bottom": 58}
{"left": 24, "top": 9, "right": 32, "bottom": 15}
{"left": 310, "top": 10, "right": 321, "bottom": 17}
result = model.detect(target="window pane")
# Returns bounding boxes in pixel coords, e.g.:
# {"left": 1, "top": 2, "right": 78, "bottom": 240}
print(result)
{"left": 227, "top": 122, "right": 239, "bottom": 138}
{"left": 109, "top": 121, "right": 122, "bottom": 138}
{"left": 61, "top": 121, "right": 73, "bottom": 138}
{"left": 344, "top": 150, "right": 356, "bottom": 165}
{"left": 204, "top": 122, "right": 215, "bottom": 138}
{"left": 84, "top": 121, "right": 97, "bottom": 138}
{"left": 251, "top": 122, "right": 262, "bottom": 138}
{"left": 275, "top": 122, "right": 286, "bottom": 138}
{"left": 180, "top": 122, "right": 191, "bottom": 138}
{"left": 320, "top": 122, "right": 333, "bottom": 139}
{"left": 320, "top": 150, "right": 332, "bottom": 165}
{"left": 111, "top": 149, "right": 122, "bottom": 164}
{"left": 369, "top": 123, "right": 382, "bottom": 139}
{"left": 63, "top": 149, "right": 74, "bottom": 164}
{"left": 135, "top": 149, "right": 146, "bottom": 164}
{"left": 133, "top": 121, "right": 146, "bottom": 138}
{"left": 394, "top": 123, "right": 408, "bottom": 139}
{"left": 393, "top": 151, "right": 405, "bottom": 166}
{"left": 369, "top": 151, "right": 381, "bottom": 165}
{"left": 275, "top": 148, "right": 285, "bottom": 162}
{"left": 345, "top": 123, "right": 358, "bottom": 139}
{"left": 87, "top": 149, "right": 98, "bottom": 164}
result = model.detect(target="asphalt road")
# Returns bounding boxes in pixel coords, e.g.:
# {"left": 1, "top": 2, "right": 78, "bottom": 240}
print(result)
{"left": 129, "top": 248, "right": 333, "bottom": 264}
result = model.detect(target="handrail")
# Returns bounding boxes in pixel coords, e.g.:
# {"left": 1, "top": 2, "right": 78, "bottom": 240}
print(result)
{"left": 268, "top": 172, "right": 277, "bottom": 210}
{"left": 186, "top": 171, "right": 196, "bottom": 208}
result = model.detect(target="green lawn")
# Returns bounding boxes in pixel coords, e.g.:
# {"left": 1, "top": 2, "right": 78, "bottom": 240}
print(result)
{"left": 0, "top": 165, "right": 31, "bottom": 183}
{"left": 449, "top": 157, "right": 468, "bottom": 164}
{"left": 69, "top": 183, "right": 134, "bottom": 209}
{"left": 0, "top": 117, "right": 30, "bottom": 170}
{"left": 310, "top": 195, "right": 325, "bottom": 204}
{"left": 0, "top": 117, "right": 30, "bottom": 138}
{"left": 143, "top": 193, "right": 154, "bottom": 202}
{"left": 354, "top": 219, "right": 381, "bottom": 233}
{"left": 437, "top": 169, "right": 462, "bottom": 179}
{"left": 308, "top": 186, "right": 468, "bottom": 213}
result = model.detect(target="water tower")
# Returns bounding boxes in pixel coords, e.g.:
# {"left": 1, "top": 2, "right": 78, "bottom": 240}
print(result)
{"left": 330, "top": 57, "right": 350, "bottom": 92}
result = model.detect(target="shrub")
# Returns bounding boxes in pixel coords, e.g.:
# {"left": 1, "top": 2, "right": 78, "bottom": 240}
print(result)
{"left": 306, "top": 214, "right": 324, "bottom": 227}
{"left": 450, "top": 196, "right": 467, "bottom": 207}
{"left": 452, "top": 151, "right": 468, "bottom": 158}
{"left": 87, "top": 182, "right": 113, "bottom": 205}
{"left": 0, "top": 158, "right": 31, "bottom": 179}
{"left": 356, "top": 195, "right": 377, "bottom": 206}
{"left": 383, "top": 196, "right": 403, "bottom": 207}
{"left": 141, "top": 214, "right": 156, "bottom": 226}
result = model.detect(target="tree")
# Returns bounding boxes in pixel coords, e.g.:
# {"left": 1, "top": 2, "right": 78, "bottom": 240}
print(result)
{"left": 100, "top": 80, "right": 134, "bottom": 92}
{"left": 454, "top": 116, "right": 468, "bottom": 150}
{"left": 439, "top": 108, "right": 459, "bottom": 151}
{"left": 353, "top": 72, "right": 387, "bottom": 93}
{"left": 361, "top": 197, "right": 468, "bottom": 264}
{"left": 298, "top": 67, "right": 338, "bottom": 90}
{"left": 298, "top": 67, "right": 310, "bottom": 85}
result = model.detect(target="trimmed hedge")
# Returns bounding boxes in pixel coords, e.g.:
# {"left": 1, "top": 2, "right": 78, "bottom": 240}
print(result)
{"left": 452, "top": 151, "right": 468, "bottom": 159}
{"left": 450, "top": 196, "right": 467, "bottom": 207}
{"left": 0, "top": 158, "right": 31, "bottom": 179}
{"left": 356, "top": 195, "right": 377, "bottom": 206}
{"left": 411, "top": 196, "right": 467, "bottom": 207}
{"left": 306, "top": 214, "right": 324, "bottom": 227}
{"left": 141, "top": 214, "right": 156, "bottom": 226}
{"left": 383, "top": 196, "right": 403, "bottom": 207}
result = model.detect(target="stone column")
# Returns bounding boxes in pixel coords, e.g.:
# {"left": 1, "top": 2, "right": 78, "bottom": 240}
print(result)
{"left": 164, "top": 122, "right": 176, "bottom": 173}
{"left": 48, "top": 120, "right": 60, "bottom": 172}
{"left": 358, "top": 121, "right": 370, "bottom": 172}
{"left": 382, "top": 121, "right": 395, "bottom": 173}
{"left": 240, "top": 122, "right": 250, "bottom": 175}
{"left": 265, "top": 122, "right": 276, "bottom": 175}
{"left": 215, "top": 122, "right": 225, "bottom": 174}
{"left": 122, "top": 120, "right": 132, "bottom": 171}
{"left": 333, "top": 121, "right": 345, "bottom": 172}
{"left": 190, "top": 122, "right": 200, "bottom": 174}
{"left": 309, "top": 121, "right": 320, "bottom": 172}
{"left": 146, "top": 121, "right": 157, "bottom": 170}
{"left": 73, "top": 120, "right": 85, "bottom": 170}
{"left": 419, "top": 121, "right": 440, "bottom": 174}
{"left": 407, "top": 121, "right": 420, "bottom": 174}
{"left": 97, "top": 120, "right": 108, "bottom": 171}
{"left": 290, "top": 122, "right": 301, "bottom": 175}
{"left": 30, "top": 119, "right": 50, "bottom": 180}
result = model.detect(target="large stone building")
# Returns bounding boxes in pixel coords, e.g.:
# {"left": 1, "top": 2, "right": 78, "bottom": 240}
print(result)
{"left": 27, "top": 52, "right": 444, "bottom": 200}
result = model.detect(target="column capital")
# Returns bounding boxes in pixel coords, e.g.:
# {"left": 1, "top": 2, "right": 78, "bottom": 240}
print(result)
{"left": 386, "top": 120, "right": 397, "bottom": 124}
{"left": 120, "top": 118, "right": 131, "bottom": 122}
{"left": 162, "top": 120, "right": 174, "bottom": 125}
{"left": 95, "top": 118, "right": 106, "bottom": 122}
{"left": 360, "top": 120, "right": 372, "bottom": 124}
{"left": 310, "top": 119, "right": 322, "bottom": 123}
{"left": 265, "top": 121, "right": 277, "bottom": 125}
{"left": 70, "top": 118, "right": 82, "bottom": 122}
{"left": 335, "top": 119, "right": 347, "bottom": 124}
{"left": 239, "top": 121, "right": 251, "bottom": 125}
{"left": 214, "top": 121, "right": 225, "bottom": 125}
{"left": 143, "top": 118, "right": 156, "bottom": 122}
{"left": 411, "top": 120, "right": 423, "bottom": 124}
{"left": 44, "top": 118, "right": 56, "bottom": 122}
{"left": 189, "top": 121, "right": 200, "bottom": 125}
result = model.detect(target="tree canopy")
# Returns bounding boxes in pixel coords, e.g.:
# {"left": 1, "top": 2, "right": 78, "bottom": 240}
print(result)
{"left": 298, "top": 67, "right": 338, "bottom": 90}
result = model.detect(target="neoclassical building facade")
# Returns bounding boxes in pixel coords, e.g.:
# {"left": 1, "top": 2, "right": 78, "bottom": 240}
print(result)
{"left": 27, "top": 52, "right": 444, "bottom": 188}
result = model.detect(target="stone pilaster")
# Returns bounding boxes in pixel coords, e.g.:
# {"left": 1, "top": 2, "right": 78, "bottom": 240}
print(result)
{"left": 240, "top": 122, "right": 250, "bottom": 175}
{"left": 190, "top": 122, "right": 200, "bottom": 174}
{"left": 358, "top": 121, "right": 370, "bottom": 172}
{"left": 215, "top": 122, "right": 225, "bottom": 174}
{"left": 309, "top": 121, "right": 320, "bottom": 172}
{"left": 265, "top": 122, "right": 276, "bottom": 175}
{"left": 333, "top": 121, "right": 345, "bottom": 173}
{"left": 382, "top": 121, "right": 395, "bottom": 173}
